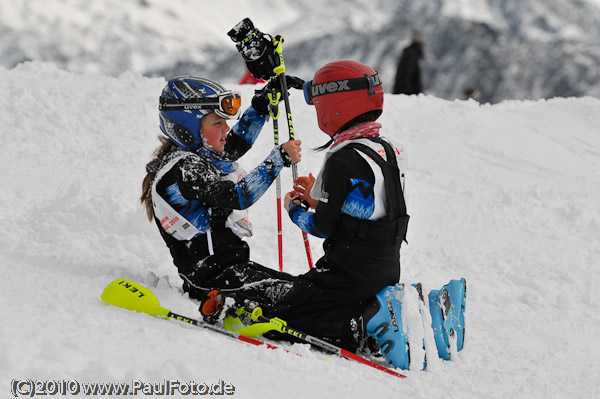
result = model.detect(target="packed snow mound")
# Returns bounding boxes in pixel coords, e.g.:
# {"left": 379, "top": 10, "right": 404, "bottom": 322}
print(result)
{"left": 1, "top": 62, "right": 599, "bottom": 398}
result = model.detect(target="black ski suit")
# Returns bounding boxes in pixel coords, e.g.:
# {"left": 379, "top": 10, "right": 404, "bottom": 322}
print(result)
{"left": 273, "top": 136, "right": 409, "bottom": 350}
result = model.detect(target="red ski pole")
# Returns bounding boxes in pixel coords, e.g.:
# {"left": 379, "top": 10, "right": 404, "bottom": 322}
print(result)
{"left": 272, "top": 36, "right": 314, "bottom": 269}
{"left": 228, "top": 20, "right": 313, "bottom": 270}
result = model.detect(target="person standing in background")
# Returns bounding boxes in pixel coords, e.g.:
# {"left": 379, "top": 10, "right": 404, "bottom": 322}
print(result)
{"left": 392, "top": 30, "right": 425, "bottom": 95}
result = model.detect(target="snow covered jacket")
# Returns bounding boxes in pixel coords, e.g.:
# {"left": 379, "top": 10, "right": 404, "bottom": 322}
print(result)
{"left": 151, "top": 107, "right": 287, "bottom": 275}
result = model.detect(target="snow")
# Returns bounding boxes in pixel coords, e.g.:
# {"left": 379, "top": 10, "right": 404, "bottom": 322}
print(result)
{"left": 441, "top": 0, "right": 498, "bottom": 26}
{"left": 1, "top": 60, "right": 600, "bottom": 398}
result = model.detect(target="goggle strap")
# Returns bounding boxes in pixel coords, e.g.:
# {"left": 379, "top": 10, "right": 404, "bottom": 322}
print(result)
{"left": 159, "top": 93, "right": 240, "bottom": 114}
{"left": 159, "top": 99, "right": 220, "bottom": 111}
{"left": 304, "top": 72, "right": 382, "bottom": 104}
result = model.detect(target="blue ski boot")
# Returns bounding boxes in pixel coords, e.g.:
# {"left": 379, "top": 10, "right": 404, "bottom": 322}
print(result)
{"left": 363, "top": 284, "right": 410, "bottom": 370}
{"left": 428, "top": 278, "right": 467, "bottom": 360}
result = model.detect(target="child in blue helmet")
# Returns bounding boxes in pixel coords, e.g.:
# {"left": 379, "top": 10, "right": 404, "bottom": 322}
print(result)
{"left": 141, "top": 75, "right": 303, "bottom": 303}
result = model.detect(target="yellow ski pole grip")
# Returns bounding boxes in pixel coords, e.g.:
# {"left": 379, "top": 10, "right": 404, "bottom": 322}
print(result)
{"left": 267, "top": 90, "right": 281, "bottom": 106}
{"left": 272, "top": 35, "right": 286, "bottom": 75}
{"left": 267, "top": 91, "right": 281, "bottom": 119}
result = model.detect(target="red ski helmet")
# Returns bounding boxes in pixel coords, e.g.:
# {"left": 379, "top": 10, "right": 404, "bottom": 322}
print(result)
{"left": 303, "top": 60, "right": 383, "bottom": 137}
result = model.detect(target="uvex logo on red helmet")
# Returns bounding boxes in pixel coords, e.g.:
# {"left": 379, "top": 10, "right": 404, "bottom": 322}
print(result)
{"left": 311, "top": 80, "right": 351, "bottom": 96}
{"left": 303, "top": 72, "right": 382, "bottom": 105}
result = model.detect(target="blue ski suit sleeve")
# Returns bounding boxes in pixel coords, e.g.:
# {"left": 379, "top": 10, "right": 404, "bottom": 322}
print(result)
{"left": 171, "top": 104, "right": 286, "bottom": 210}
{"left": 287, "top": 147, "right": 379, "bottom": 238}
{"left": 223, "top": 107, "right": 266, "bottom": 161}
{"left": 288, "top": 204, "right": 327, "bottom": 238}
{"left": 177, "top": 147, "right": 286, "bottom": 210}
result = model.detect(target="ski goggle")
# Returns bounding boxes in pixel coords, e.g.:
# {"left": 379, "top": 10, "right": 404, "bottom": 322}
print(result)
{"left": 159, "top": 91, "right": 242, "bottom": 119}
{"left": 303, "top": 72, "right": 382, "bottom": 105}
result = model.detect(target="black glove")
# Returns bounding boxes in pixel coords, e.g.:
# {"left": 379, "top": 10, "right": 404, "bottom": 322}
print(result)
{"left": 251, "top": 75, "right": 306, "bottom": 116}
{"left": 228, "top": 18, "right": 281, "bottom": 80}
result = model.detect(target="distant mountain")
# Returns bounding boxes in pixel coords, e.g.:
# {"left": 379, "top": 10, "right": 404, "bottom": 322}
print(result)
{"left": 182, "top": 0, "right": 600, "bottom": 103}
{"left": 2, "top": 0, "right": 599, "bottom": 103}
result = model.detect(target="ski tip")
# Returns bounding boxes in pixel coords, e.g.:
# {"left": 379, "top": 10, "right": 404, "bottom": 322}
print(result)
{"left": 101, "top": 278, "right": 170, "bottom": 318}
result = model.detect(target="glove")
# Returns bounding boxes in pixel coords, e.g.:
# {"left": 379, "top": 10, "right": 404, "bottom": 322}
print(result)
{"left": 199, "top": 289, "right": 226, "bottom": 324}
{"left": 252, "top": 75, "right": 306, "bottom": 116}
{"left": 228, "top": 18, "right": 277, "bottom": 80}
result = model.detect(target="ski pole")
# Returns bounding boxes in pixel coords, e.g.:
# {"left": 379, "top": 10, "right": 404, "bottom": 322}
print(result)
{"left": 267, "top": 89, "right": 284, "bottom": 272}
{"left": 237, "top": 307, "right": 407, "bottom": 379}
{"left": 271, "top": 36, "right": 314, "bottom": 270}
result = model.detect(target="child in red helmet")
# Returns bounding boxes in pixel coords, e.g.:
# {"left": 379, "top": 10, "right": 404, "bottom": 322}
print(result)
{"left": 277, "top": 60, "right": 410, "bottom": 355}
{"left": 282, "top": 60, "right": 466, "bottom": 369}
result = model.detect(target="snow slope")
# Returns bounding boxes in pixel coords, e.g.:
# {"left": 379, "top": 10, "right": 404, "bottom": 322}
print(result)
{"left": 1, "top": 61, "right": 600, "bottom": 398}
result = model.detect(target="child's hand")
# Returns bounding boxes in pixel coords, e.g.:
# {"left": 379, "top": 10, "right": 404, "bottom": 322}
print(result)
{"left": 281, "top": 140, "right": 302, "bottom": 164}
{"left": 284, "top": 191, "right": 298, "bottom": 212}
{"left": 292, "top": 173, "right": 317, "bottom": 209}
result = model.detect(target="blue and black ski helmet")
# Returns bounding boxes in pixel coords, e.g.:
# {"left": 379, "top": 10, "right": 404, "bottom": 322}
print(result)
{"left": 159, "top": 76, "right": 242, "bottom": 150}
